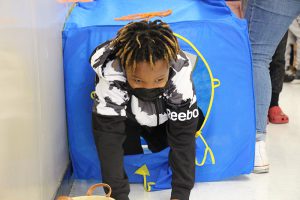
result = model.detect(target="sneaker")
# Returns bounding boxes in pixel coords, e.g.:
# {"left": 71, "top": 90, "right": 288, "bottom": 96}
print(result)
{"left": 253, "top": 140, "right": 269, "bottom": 174}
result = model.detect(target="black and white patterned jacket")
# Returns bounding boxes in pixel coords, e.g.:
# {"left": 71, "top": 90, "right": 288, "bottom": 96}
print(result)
{"left": 89, "top": 40, "right": 202, "bottom": 136}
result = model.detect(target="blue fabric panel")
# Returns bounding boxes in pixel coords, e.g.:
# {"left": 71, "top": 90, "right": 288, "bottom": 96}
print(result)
{"left": 64, "top": 0, "right": 232, "bottom": 29}
{"left": 62, "top": 0, "right": 255, "bottom": 190}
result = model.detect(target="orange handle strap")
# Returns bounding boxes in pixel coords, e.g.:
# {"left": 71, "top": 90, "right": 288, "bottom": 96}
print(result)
{"left": 86, "top": 183, "right": 112, "bottom": 197}
{"left": 115, "top": 9, "right": 172, "bottom": 21}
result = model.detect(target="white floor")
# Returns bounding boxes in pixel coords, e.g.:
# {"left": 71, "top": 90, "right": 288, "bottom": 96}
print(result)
{"left": 70, "top": 81, "right": 300, "bottom": 200}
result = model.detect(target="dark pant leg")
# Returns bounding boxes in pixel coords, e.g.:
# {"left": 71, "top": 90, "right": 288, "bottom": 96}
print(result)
{"left": 123, "top": 119, "right": 144, "bottom": 155}
{"left": 270, "top": 32, "right": 288, "bottom": 94}
{"left": 141, "top": 123, "right": 169, "bottom": 153}
{"left": 269, "top": 32, "right": 288, "bottom": 107}
{"left": 142, "top": 107, "right": 204, "bottom": 154}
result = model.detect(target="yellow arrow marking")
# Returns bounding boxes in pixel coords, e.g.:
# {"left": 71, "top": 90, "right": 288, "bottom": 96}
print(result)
{"left": 135, "top": 164, "right": 150, "bottom": 176}
{"left": 135, "top": 165, "right": 156, "bottom": 192}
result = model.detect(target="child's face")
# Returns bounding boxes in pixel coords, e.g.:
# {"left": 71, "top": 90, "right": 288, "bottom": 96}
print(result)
{"left": 126, "top": 59, "right": 169, "bottom": 89}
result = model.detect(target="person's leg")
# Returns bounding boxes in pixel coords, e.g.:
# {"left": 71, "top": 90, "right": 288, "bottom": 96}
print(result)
{"left": 143, "top": 107, "right": 205, "bottom": 154}
{"left": 245, "top": 0, "right": 300, "bottom": 173}
{"left": 245, "top": 0, "right": 300, "bottom": 141}
{"left": 141, "top": 123, "right": 169, "bottom": 153}
{"left": 269, "top": 32, "right": 289, "bottom": 124}
{"left": 123, "top": 119, "right": 144, "bottom": 155}
{"left": 269, "top": 32, "right": 288, "bottom": 107}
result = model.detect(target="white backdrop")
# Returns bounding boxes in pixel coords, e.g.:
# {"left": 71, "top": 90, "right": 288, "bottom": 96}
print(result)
{"left": 0, "top": 1, "right": 71, "bottom": 199}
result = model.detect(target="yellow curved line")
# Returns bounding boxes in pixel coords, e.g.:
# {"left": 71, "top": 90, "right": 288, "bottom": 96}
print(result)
{"left": 195, "top": 148, "right": 208, "bottom": 166}
{"left": 173, "top": 33, "right": 217, "bottom": 167}
{"left": 63, "top": 3, "right": 77, "bottom": 29}
{"left": 90, "top": 91, "right": 96, "bottom": 99}
{"left": 213, "top": 78, "right": 221, "bottom": 88}
{"left": 195, "top": 130, "right": 216, "bottom": 166}
{"left": 147, "top": 182, "right": 156, "bottom": 192}
{"left": 173, "top": 33, "right": 218, "bottom": 133}
{"left": 141, "top": 174, "right": 156, "bottom": 192}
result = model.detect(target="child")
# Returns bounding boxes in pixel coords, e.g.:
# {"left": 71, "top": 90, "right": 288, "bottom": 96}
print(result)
{"left": 89, "top": 20, "right": 204, "bottom": 200}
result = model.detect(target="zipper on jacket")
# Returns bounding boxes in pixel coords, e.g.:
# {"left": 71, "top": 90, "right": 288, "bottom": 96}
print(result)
{"left": 154, "top": 99, "right": 160, "bottom": 126}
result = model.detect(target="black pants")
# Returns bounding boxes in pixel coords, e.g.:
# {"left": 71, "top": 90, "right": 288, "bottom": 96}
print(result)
{"left": 93, "top": 116, "right": 202, "bottom": 200}
{"left": 269, "top": 32, "right": 288, "bottom": 107}
{"left": 123, "top": 119, "right": 169, "bottom": 155}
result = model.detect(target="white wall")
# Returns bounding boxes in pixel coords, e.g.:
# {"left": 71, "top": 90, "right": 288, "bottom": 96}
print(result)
{"left": 0, "top": 1, "right": 71, "bottom": 200}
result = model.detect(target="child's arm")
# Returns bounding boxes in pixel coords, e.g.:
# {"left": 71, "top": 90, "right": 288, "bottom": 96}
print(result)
{"left": 89, "top": 43, "right": 130, "bottom": 199}
{"left": 90, "top": 41, "right": 128, "bottom": 117}
{"left": 165, "top": 51, "right": 204, "bottom": 200}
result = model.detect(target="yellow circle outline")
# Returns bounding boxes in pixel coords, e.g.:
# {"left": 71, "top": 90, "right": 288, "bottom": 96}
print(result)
{"left": 174, "top": 33, "right": 218, "bottom": 166}
{"left": 173, "top": 33, "right": 220, "bottom": 135}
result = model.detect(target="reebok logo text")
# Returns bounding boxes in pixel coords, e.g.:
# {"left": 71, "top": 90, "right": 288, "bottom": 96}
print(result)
{"left": 166, "top": 108, "right": 199, "bottom": 121}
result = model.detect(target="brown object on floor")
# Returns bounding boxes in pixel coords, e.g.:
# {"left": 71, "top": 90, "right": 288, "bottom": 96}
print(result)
{"left": 226, "top": 1, "right": 243, "bottom": 18}
{"left": 57, "top": 183, "right": 115, "bottom": 200}
{"left": 114, "top": 9, "right": 172, "bottom": 21}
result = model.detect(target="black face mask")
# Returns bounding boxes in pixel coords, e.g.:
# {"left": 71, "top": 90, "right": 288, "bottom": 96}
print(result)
{"left": 127, "top": 83, "right": 165, "bottom": 102}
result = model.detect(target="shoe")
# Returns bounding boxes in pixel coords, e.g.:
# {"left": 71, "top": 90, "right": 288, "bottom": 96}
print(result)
{"left": 268, "top": 106, "right": 289, "bottom": 124}
{"left": 253, "top": 140, "right": 269, "bottom": 174}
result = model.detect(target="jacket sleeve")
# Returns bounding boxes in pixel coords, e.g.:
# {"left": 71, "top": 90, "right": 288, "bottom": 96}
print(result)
{"left": 89, "top": 44, "right": 131, "bottom": 199}
{"left": 92, "top": 77, "right": 129, "bottom": 135}
{"left": 166, "top": 51, "right": 203, "bottom": 130}
{"left": 89, "top": 42, "right": 129, "bottom": 133}
{"left": 165, "top": 51, "right": 204, "bottom": 200}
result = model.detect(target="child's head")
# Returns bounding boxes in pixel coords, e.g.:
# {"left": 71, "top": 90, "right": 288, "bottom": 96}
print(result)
{"left": 110, "top": 20, "right": 179, "bottom": 89}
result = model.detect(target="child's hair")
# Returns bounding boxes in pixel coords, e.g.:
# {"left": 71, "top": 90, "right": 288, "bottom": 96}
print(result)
{"left": 110, "top": 20, "right": 179, "bottom": 71}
